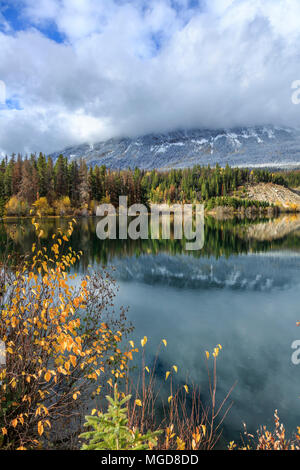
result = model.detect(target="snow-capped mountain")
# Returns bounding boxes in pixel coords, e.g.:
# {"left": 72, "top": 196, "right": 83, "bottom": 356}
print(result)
{"left": 50, "top": 126, "right": 300, "bottom": 169}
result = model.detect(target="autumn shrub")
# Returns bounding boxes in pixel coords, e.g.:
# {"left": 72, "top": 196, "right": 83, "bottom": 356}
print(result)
{"left": 53, "top": 196, "right": 72, "bottom": 216}
{"left": 89, "top": 200, "right": 99, "bottom": 216}
{"left": 0, "top": 217, "right": 135, "bottom": 449}
{"left": 33, "top": 197, "right": 53, "bottom": 216}
{"left": 229, "top": 410, "right": 300, "bottom": 450}
{"left": 5, "top": 196, "right": 30, "bottom": 217}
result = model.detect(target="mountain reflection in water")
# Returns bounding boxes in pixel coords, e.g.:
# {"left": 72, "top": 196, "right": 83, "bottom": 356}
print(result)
{"left": 1, "top": 215, "right": 300, "bottom": 447}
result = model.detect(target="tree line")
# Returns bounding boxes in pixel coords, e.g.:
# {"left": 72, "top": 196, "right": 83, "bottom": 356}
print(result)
{"left": 0, "top": 152, "right": 293, "bottom": 216}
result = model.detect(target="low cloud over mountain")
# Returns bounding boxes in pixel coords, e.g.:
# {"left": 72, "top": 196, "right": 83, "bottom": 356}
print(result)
{"left": 1, "top": 1, "right": 300, "bottom": 156}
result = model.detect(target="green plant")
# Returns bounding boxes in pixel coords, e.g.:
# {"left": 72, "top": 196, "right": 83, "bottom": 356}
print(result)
{"left": 80, "top": 385, "right": 161, "bottom": 450}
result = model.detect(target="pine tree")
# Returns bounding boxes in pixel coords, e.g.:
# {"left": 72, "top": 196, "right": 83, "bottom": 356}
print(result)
{"left": 54, "top": 154, "right": 68, "bottom": 197}
{"left": 37, "top": 152, "right": 48, "bottom": 197}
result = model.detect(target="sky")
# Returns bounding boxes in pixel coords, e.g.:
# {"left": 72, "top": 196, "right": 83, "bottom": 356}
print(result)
{"left": 1, "top": 0, "right": 300, "bottom": 155}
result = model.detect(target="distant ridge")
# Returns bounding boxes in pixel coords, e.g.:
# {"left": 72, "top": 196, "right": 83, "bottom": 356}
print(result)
{"left": 50, "top": 126, "right": 300, "bottom": 170}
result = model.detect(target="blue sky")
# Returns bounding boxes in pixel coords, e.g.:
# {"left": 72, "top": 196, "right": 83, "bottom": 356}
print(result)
{"left": 1, "top": 0, "right": 204, "bottom": 45}
{"left": 0, "top": 0, "right": 300, "bottom": 155}
{"left": 1, "top": 2, "right": 66, "bottom": 43}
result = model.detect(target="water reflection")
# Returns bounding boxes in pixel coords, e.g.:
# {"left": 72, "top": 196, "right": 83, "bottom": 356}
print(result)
{"left": 1, "top": 215, "right": 300, "bottom": 446}
{"left": 2, "top": 215, "right": 300, "bottom": 269}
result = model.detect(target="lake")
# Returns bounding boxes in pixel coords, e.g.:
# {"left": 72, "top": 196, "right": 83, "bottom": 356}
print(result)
{"left": 1, "top": 215, "right": 300, "bottom": 448}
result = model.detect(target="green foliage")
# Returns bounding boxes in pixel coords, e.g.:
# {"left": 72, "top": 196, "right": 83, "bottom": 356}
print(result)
{"left": 80, "top": 385, "right": 161, "bottom": 450}
{"left": 1, "top": 153, "right": 299, "bottom": 216}
{"left": 205, "top": 196, "right": 271, "bottom": 211}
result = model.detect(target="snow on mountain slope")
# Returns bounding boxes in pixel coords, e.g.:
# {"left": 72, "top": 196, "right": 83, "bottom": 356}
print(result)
{"left": 50, "top": 126, "right": 300, "bottom": 169}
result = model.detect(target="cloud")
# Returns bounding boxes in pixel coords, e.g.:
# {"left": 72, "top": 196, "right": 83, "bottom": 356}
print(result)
{"left": 0, "top": 0, "right": 300, "bottom": 155}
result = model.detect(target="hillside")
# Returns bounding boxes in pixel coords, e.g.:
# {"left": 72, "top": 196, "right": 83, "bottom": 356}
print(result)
{"left": 245, "top": 183, "right": 300, "bottom": 210}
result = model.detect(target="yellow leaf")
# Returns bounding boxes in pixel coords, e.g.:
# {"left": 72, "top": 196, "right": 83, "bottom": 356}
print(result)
{"left": 38, "top": 421, "right": 44, "bottom": 436}
{"left": 205, "top": 351, "right": 210, "bottom": 360}
{"left": 44, "top": 371, "right": 51, "bottom": 382}
{"left": 107, "top": 379, "right": 113, "bottom": 388}
{"left": 184, "top": 385, "right": 189, "bottom": 394}
{"left": 176, "top": 437, "right": 186, "bottom": 450}
{"left": 162, "top": 339, "right": 167, "bottom": 347}
{"left": 129, "top": 340, "right": 135, "bottom": 348}
{"left": 168, "top": 395, "right": 173, "bottom": 403}
{"left": 91, "top": 409, "right": 97, "bottom": 416}
{"left": 145, "top": 366, "right": 150, "bottom": 373}
{"left": 165, "top": 371, "right": 170, "bottom": 381}
{"left": 70, "top": 355, "right": 77, "bottom": 368}
{"left": 173, "top": 365, "right": 178, "bottom": 373}
{"left": 135, "top": 399, "right": 142, "bottom": 407}
{"left": 141, "top": 336, "right": 148, "bottom": 347}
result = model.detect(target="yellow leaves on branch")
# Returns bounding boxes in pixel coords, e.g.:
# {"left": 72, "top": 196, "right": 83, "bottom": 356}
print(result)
{"left": 73, "top": 391, "right": 80, "bottom": 401}
{"left": 213, "top": 344, "right": 222, "bottom": 358}
{"left": 0, "top": 218, "right": 133, "bottom": 448}
{"left": 176, "top": 437, "right": 186, "bottom": 450}
{"left": 192, "top": 425, "right": 206, "bottom": 449}
{"left": 165, "top": 365, "right": 178, "bottom": 381}
{"left": 205, "top": 344, "right": 222, "bottom": 360}
{"left": 37, "top": 420, "right": 51, "bottom": 436}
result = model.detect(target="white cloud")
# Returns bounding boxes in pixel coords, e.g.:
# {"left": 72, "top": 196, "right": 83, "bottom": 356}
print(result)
{"left": 0, "top": 0, "right": 300, "bottom": 155}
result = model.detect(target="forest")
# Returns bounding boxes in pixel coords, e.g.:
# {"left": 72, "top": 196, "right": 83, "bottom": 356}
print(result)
{"left": 0, "top": 152, "right": 298, "bottom": 216}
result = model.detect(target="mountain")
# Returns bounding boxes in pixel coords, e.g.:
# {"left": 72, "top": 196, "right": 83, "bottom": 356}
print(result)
{"left": 50, "top": 126, "right": 300, "bottom": 170}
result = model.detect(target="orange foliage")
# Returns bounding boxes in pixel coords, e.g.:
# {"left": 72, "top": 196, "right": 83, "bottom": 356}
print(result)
{"left": 0, "top": 217, "right": 135, "bottom": 449}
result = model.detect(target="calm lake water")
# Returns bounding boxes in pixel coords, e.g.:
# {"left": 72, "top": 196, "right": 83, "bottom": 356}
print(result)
{"left": 2, "top": 215, "right": 300, "bottom": 447}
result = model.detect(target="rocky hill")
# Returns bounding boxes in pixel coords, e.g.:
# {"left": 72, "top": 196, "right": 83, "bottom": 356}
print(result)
{"left": 245, "top": 183, "right": 300, "bottom": 210}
